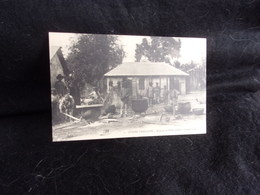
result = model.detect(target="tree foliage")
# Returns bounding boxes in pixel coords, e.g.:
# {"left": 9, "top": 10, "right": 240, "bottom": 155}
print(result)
{"left": 180, "top": 59, "right": 206, "bottom": 89}
{"left": 135, "top": 37, "right": 181, "bottom": 63}
{"left": 180, "top": 59, "right": 206, "bottom": 75}
{"left": 66, "top": 34, "right": 125, "bottom": 85}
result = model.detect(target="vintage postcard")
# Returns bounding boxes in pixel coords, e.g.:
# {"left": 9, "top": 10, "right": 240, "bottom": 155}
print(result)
{"left": 49, "top": 32, "right": 206, "bottom": 141}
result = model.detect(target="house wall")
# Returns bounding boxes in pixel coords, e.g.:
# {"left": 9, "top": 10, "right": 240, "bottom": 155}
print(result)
{"left": 138, "top": 76, "right": 169, "bottom": 97}
{"left": 50, "top": 53, "right": 65, "bottom": 87}
{"left": 178, "top": 76, "right": 186, "bottom": 95}
{"left": 106, "top": 76, "right": 187, "bottom": 99}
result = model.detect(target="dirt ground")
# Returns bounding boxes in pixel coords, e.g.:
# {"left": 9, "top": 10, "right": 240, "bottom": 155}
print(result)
{"left": 53, "top": 90, "right": 206, "bottom": 141}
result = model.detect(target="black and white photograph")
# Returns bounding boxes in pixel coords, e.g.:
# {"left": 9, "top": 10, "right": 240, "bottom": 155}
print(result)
{"left": 49, "top": 32, "right": 206, "bottom": 141}
{"left": 2, "top": 0, "right": 260, "bottom": 193}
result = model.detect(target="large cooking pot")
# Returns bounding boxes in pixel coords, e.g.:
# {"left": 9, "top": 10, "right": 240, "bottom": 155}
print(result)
{"left": 192, "top": 108, "right": 204, "bottom": 115}
{"left": 178, "top": 102, "right": 191, "bottom": 114}
{"left": 131, "top": 98, "right": 148, "bottom": 113}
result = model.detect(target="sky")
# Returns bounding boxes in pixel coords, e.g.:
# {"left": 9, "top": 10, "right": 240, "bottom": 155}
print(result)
{"left": 49, "top": 32, "right": 206, "bottom": 65}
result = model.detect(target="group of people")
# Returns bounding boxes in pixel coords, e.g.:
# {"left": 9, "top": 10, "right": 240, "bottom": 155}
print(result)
{"left": 147, "top": 82, "right": 161, "bottom": 105}
{"left": 147, "top": 82, "right": 179, "bottom": 103}
{"left": 51, "top": 73, "right": 79, "bottom": 123}
{"left": 147, "top": 82, "right": 180, "bottom": 115}
{"left": 104, "top": 80, "right": 180, "bottom": 117}
{"left": 103, "top": 79, "right": 131, "bottom": 117}
{"left": 52, "top": 75, "right": 181, "bottom": 123}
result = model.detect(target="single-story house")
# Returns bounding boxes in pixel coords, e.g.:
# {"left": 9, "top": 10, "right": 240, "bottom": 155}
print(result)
{"left": 49, "top": 46, "right": 69, "bottom": 87}
{"left": 104, "top": 62, "right": 189, "bottom": 97}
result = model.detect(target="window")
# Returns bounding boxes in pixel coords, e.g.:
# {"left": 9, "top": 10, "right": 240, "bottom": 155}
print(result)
{"left": 139, "top": 78, "right": 145, "bottom": 90}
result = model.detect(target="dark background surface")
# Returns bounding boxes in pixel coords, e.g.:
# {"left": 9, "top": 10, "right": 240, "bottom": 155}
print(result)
{"left": 0, "top": 0, "right": 260, "bottom": 194}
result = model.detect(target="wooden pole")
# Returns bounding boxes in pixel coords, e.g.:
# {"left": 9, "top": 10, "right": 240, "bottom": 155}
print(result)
{"left": 60, "top": 112, "right": 81, "bottom": 121}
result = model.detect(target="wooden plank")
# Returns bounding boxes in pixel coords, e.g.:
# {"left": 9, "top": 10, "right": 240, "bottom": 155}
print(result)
{"left": 76, "top": 104, "right": 104, "bottom": 109}
{"left": 53, "top": 122, "right": 79, "bottom": 130}
{"left": 60, "top": 112, "right": 81, "bottom": 121}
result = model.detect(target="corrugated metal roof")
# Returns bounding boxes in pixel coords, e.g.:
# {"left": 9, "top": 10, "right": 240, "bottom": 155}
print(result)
{"left": 105, "top": 62, "right": 189, "bottom": 77}
{"left": 49, "top": 46, "right": 61, "bottom": 59}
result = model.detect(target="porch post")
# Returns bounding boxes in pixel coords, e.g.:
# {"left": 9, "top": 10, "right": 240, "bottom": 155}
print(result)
{"left": 167, "top": 77, "right": 169, "bottom": 90}
{"left": 106, "top": 77, "right": 110, "bottom": 93}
